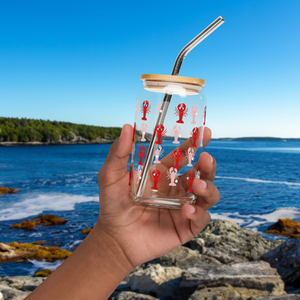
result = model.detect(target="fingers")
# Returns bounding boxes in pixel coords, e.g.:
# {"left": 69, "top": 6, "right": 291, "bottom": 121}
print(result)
{"left": 160, "top": 127, "right": 212, "bottom": 170}
{"left": 198, "top": 152, "right": 216, "bottom": 181}
{"left": 193, "top": 178, "right": 221, "bottom": 210}
{"left": 182, "top": 204, "right": 211, "bottom": 236}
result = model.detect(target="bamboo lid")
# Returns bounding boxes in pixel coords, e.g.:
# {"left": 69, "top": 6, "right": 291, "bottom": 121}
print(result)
{"left": 140, "top": 74, "right": 205, "bottom": 86}
{"left": 140, "top": 74, "right": 205, "bottom": 95}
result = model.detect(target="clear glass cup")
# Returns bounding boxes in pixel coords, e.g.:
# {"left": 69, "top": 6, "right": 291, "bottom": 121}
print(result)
{"left": 129, "top": 74, "right": 207, "bottom": 209}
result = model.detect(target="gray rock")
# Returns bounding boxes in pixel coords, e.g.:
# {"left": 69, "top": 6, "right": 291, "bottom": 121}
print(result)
{"left": 185, "top": 219, "right": 285, "bottom": 264}
{"left": 0, "top": 276, "right": 45, "bottom": 292}
{"left": 180, "top": 260, "right": 286, "bottom": 296}
{"left": 127, "top": 264, "right": 182, "bottom": 299}
{"left": 253, "top": 296, "right": 300, "bottom": 300}
{"left": 262, "top": 238, "right": 300, "bottom": 285}
{"left": 0, "top": 285, "right": 30, "bottom": 300}
{"left": 149, "top": 246, "right": 222, "bottom": 269}
{"left": 114, "top": 291, "right": 159, "bottom": 300}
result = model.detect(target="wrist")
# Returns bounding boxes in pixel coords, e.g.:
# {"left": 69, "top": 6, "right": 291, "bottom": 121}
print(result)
{"left": 91, "top": 221, "right": 135, "bottom": 277}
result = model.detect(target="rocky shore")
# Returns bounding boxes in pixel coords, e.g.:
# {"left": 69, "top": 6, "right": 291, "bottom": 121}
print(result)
{"left": 1, "top": 219, "right": 300, "bottom": 300}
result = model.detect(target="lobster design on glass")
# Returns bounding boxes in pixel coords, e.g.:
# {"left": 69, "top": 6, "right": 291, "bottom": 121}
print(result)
{"left": 138, "top": 145, "right": 145, "bottom": 166}
{"left": 166, "top": 167, "right": 179, "bottom": 186}
{"left": 141, "top": 122, "right": 147, "bottom": 142}
{"left": 141, "top": 100, "right": 151, "bottom": 121}
{"left": 155, "top": 124, "right": 167, "bottom": 145}
{"left": 175, "top": 103, "right": 188, "bottom": 124}
{"left": 203, "top": 105, "right": 207, "bottom": 125}
{"left": 191, "top": 105, "right": 198, "bottom": 124}
{"left": 135, "top": 100, "right": 139, "bottom": 120}
{"left": 186, "top": 147, "right": 195, "bottom": 167}
{"left": 191, "top": 127, "right": 199, "bottom": 147}
{"left": 187, "top": 172, "right": 195, "bottom": 192}
{"left": 151, "top": 170, "right": 161, "bottom": 191}
{"left": 153, "top": 145, "right": 163, "bottom": 164}
{"left": 172, "top": 125, "right": 181, "bottom": 144}
{"left": 173, "top": 148, "right": 183, "bottom": 169}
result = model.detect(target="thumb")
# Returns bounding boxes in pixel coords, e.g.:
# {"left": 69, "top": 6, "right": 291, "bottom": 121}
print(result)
{"left": 100, "top": 124, "right": 133, "bottom": 177}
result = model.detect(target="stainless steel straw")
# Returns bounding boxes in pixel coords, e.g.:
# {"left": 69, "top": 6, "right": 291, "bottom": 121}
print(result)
{"left": 136, "top": 16, "right": 225, "bottom": 197}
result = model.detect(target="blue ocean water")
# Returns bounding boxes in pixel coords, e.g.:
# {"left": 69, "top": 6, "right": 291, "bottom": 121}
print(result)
{"left": 0, "top": 140, "right": 300, "bottom": 276}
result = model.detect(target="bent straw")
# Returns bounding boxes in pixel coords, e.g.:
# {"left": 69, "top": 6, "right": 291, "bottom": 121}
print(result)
{"left": 136, "top": 16, "right": 225, "bottom": 198}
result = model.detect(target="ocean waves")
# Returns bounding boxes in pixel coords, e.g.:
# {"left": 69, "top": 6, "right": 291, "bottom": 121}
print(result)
{"left": 215, "top": 176, "right": 300, "bottom": 187}
{"left": 0, "top": 193, "right": 98, "bottom": 221}
{"left": 210, "top": 207, "right": 300, "bottom": 239}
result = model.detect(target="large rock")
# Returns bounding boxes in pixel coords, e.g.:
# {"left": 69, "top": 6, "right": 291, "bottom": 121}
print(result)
{"left": 0, "top": 276, "right": 45, "bottom": 292}
{"left": 114, "top": 291, "right": 159, "bottom": 300}
{"left": 127, "top": 264, "right": 182, "bottom": 299}
{"left": 262, "top": 238, "right": 300, "bottom": 285}
{"left": 180, "top": 260, "right": 286, "bottom": 296}
{"left": 149, "top": 246, "right": 221, "bottom": 270}
{"left": 185, "top": 219, "right": 285, "bottom": 264}
{"left": 0, "top": 285, "right": 30, "bottom": 300}
{"left": 265, "top": 218, "right": 300, "bottom": 238}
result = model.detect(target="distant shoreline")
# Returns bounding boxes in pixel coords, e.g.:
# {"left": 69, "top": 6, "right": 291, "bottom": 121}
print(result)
{"left": 1, "top": 137, "right": 299, "bottom": 147}
{"left": 0, "top": 139, "right": 116, "bottom": 147}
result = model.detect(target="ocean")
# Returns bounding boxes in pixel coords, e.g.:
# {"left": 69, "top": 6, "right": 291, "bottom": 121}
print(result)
{"left": 0, "top": 140, "right": 300, "bottom": 276}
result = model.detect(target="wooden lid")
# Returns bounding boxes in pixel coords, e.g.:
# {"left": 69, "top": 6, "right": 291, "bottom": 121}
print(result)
{"left": 140, "top": 74, "right": 205, "bottom": 86}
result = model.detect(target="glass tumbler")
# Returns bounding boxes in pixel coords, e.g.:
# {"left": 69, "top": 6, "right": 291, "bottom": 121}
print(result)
{"left": 130, "top": 74, "right": 207, "bottom": 209}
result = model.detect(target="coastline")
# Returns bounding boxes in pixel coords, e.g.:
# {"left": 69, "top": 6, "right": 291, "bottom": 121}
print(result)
{"left": 0, "top": 139, "right": 116, "bottom": 147}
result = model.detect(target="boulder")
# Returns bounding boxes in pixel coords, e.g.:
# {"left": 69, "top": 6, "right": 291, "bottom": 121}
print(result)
{"left": 0, "top": 276, "right": 45, "bottom": 292}
{"left": 127, "top": 264, "right": 182, "bottom": 299}
{"left": 265, "top": 218, "right": 300, "bottom": 238}
{"left": 0, "top": 284, "right": 30, "bottom": 300}
{"left": 253, "top": 296, "right": 300, "bottom": 300}
{"left": 185, "top": 219, "right": 285, "bottom": 264}
{"left": 180, "top": 260, "right": 286, "bottom": 296}
{"left": 262, "top": 238, "right": 300, "bottom": 285}
{"left": 114, "top": 291, "right": 159, "bottom": 300}
{"left": 149, "top": 246, "right": 222, "bottom": 269}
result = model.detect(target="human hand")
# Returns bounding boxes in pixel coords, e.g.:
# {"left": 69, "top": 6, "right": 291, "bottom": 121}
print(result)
{"left": 95, "top": 124, "right": 220, "bottom": 272}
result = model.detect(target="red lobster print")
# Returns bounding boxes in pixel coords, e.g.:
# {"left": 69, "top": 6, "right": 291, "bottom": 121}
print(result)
{"left": 155, "top": 124, "right": 167, "bottom": 145}
{"left": 187, "top": 172, "right": 195, "bottom": 192}
{"left": 129, "top": 166, "right": 133, "bottom": 186}
{"left": 141, "top": 100, "right": 151, "bottom": 121}
{"left": 132, "top": 122, "right": 136, "bottom": 142}
{"left": 175, "top": 103, "right": 188, "bottom": 124}
{"left": 138, "top": 145, "right": 145, "bottom": 165}
{"left": 191, "top": 127, "right": 199, "bottom": 147}
{"left": 151, "top": 169, "right": 161, "bottom": 191}
{"left": 173, "top": 148, "right": 183, "bottom": 169}
{"left": 203, "top": 105, "right": 207, "bottom": 125}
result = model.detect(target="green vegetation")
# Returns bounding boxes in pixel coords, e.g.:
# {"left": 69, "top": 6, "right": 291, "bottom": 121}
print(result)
{"left": 0, "top": 117, "right": 122, "bottom": 142}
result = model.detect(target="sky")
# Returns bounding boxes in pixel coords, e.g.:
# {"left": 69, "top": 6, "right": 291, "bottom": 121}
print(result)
{"left": 0, "top": 0, "right": 299, "bottom": 138}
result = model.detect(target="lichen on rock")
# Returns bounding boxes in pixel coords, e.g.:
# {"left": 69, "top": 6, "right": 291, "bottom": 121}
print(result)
{"left": 265, "top": 218, "right": 300, "bottom": 238}
{"left": 0, "top": 241, "right": 71, "bottom": 263}
{"left": 0, "top": 187, "right": 22, "bottom": 195}
{"left": 11, "top": 215, "right": 68, "bottom": 230}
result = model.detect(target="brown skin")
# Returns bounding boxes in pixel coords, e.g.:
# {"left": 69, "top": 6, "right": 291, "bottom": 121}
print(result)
{"left": 26, "top": 124, "right": 220, "bottom": 300}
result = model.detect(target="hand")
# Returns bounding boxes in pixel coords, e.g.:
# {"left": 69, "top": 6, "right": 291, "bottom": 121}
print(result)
{"left": 95, "top": 124, "right": 220, "bottom": 270}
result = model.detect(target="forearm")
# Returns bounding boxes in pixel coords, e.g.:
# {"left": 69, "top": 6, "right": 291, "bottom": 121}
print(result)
{"left": 26, "top": 223, "right": 133, "bottom": 300}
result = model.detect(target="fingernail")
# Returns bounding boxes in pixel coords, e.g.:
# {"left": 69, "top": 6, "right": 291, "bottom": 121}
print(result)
{"left": 210, "top": 155, "right": 214, "bottom": 164}
{"left": 200, "top": 180, "right": 207, "bottom": 189}
{"left": 188, "top": 205, "right": 196, "bottom": 214}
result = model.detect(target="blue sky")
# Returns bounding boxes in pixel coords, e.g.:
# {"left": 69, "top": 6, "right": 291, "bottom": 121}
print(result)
{"left": 0, "top": 0, "right": 299, "bottom": 138}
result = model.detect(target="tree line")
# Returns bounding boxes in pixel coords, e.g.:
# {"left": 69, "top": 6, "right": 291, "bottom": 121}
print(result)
{"left": 0, "top": 117, "right": 122, "bottom": 143}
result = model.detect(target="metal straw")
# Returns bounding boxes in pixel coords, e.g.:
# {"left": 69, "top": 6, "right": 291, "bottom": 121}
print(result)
{"left": 136, "top": 16, "right": 225, "bottom": 197}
